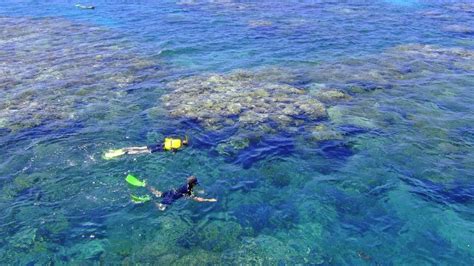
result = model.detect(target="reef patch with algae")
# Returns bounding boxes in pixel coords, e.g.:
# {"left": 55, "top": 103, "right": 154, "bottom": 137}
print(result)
{"left": 0, "top": 16, "right": 164, "bottom": 131}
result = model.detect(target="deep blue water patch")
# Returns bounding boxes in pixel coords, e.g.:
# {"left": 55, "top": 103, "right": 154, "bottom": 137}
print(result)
{"left": 454, "top": 126, "right": 474, "bottom": 145}
{"left": 234, "top": 203, "right": 273, "bottom": 233}
{"left": 337, "top": 124, "right": 372, "bottom": 136}
{"left": 0, "top": 120, "right": 84, "bottom": 150}
{"left": 400, "top": 175, "right": 474, "bottom": 205}
{"left": 230, "top": 135, "right": 295, "bottom": 169}
{"left": 318, "top": 140, "right": 355, "bottom": 160}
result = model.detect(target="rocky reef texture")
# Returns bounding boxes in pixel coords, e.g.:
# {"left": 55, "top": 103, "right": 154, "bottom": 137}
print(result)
{"left": 313, "top": 89, "right": 351, "bottom": 103}
{"left": 0, "top": 17, "right": 163, "bottom": 131}
{"left": 390, "top": 44, "right": 474, "bottom": 61}
{"left": 216, "top": 135, "right": 251, "bottom": 156}
{"left": 446, "top": 3, "right": 474, "bottom": 13}
{"left": 386, "top": 44, "right": 474, "bottom": 77}
{"left": 177, "top": 0, "right": 252, "bottom": 10}
{"left": 161, "top": 44, "right": 474, "bottom": 160}
{"left": 162, "top": 69, "right": 327, "bottom": 131}
{"left": 443, "top": 24, "right": 474, "bottom": 34}
{"left": 163, "top": 45, "right": 474, "bottom": 135}
{"left": 310, "top": 44, "right": 474, "bottom": 90}
{"left": 248, "top": 20, "right": 273, "bottom": 28}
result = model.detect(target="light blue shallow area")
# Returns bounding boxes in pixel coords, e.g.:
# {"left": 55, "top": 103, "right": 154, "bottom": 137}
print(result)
{"left": 0, "top": 0, "right": 473, "bottom": 264}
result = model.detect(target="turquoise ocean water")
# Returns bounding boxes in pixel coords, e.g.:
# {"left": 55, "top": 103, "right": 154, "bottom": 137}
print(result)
{"left": 0, "top": 0, "right": 473, "bottom": 264}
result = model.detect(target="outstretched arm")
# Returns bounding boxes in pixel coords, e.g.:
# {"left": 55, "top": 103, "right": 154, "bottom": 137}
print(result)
{"left": 192, "top": 196, "right": 217, "bottom": 202}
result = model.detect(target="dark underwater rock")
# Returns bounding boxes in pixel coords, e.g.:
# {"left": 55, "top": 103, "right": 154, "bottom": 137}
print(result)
{"left": 259, "top": 159, "right": 311, "bottom": 188}
{"left": 233, "top": 202, "right": 299, "bottom": 233}
{"left": 196, "top": 220, "right": 243, "bottom": 252}
{"left": 318, "top": 140, "right": 354, "bottom": 159}
{"left": 230, "top": 135, "right": 294, "bottom": 169}
{"left": 234, "top": 203, "right": 273, "bottom": 232}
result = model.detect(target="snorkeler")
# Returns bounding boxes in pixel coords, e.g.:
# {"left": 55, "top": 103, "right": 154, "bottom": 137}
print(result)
{"left": 126, "top": 174, "right": 217, "bottom": 211}
{"left": 103, "top": 136, "right": 189, "bottom": 160}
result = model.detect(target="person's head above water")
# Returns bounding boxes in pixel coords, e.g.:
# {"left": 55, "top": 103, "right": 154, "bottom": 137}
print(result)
{"left": 182, "top": 136, "right": 189, "bottom": 146}
{"left": 187, "top": 175, "right": 198, "bottom": 188}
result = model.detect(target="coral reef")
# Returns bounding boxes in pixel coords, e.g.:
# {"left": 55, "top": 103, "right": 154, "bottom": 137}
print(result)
{"left": 309, "top": 124, "right": 344, "bottom": 142}
{"left": 67, "top": 239, "right": 107, "bottom": 260}
{"left": 443, "top": 24, "right": 474, "bottom": 34}
{"left": 216, "top": 136, "right": 251, "bottom": 156}
{"left": 0, "top": 17, "right": 162, "bottom": 131}
{"left": 418, "top": 10, "right": 449, "bottom": 19}
{"left": 0, "top": 173, "right": 48, "bottom": 201}
{"left": 248, "top": 20, "right": 273, "bottom": 28}
{"left": 310, "top": 44, "right": 474, "bottom": 90}
{"left": 0, "top": 224, "right": 53, "bottom": 264}
{"left": 327, "top": 105, "right": 377, "bottom": 130}
{"left": 161, "top": 43, "right": 474, "bottom": 166}
{"left": 446, "top": 3, "right": 474, "bottom": 13}
{"left": 233, "top": 200, "right": 300, "bottom": 234}
{"left": 259, "top": 159, "right": 310, "bottom": 188}
{"left": 221, "top": 234, "right": 322, "bottom": 264}
{"left": 233, "top": 203, "right": 274, "bottom": 233}
{"left": 162, "top": 69, "right": 327, "bottom": 132}
{"left": 313, "top": 89, "right": 351, "bottom": 103}
{"left": 196, "top": 220, "right": 242, "bottom": 252}
{"left": 163, "top": 44, "right": 474, "bottom": 137}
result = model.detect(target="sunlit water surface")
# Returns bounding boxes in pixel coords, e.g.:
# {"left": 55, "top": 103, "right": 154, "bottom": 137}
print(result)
{"left": 0, "top": 0, "right": 473, "bottom": 264}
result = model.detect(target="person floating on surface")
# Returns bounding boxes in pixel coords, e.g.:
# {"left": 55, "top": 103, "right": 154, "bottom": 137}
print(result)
{"left": 126, "top": 174, "right": 217, "bottom": 211}
{"left": 103, "top": 136, "right": 189, "bottom": 160}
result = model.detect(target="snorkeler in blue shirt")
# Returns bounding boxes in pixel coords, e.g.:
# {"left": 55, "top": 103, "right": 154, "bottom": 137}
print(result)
{"left": 126, "top": 175, "right": 217, "bottom": 211}
{"left": 151, "top": 176, "right": 217, "bottom": 211}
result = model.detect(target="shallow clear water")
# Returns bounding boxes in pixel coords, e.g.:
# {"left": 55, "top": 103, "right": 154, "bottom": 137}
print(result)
{"left": 1, "top": 0, "right": 473, "bottom": 264}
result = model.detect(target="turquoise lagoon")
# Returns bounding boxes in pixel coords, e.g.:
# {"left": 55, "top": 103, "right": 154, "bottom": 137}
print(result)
{"left": 0, "top": 0, "right": 473, "bottom": 264}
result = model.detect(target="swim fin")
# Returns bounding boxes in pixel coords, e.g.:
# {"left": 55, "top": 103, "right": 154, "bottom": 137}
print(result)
{"left": 125, "top": 174, "right": 146, "bottom": 187}
{"left": 130, "top": 194, "right": 151, "bottom": 204}
{"left": 103, "top": 149, "right": 126, "bottom": 160}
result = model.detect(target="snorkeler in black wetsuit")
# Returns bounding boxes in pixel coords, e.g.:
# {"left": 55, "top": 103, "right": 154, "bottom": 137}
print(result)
{"left": 103, "top": 136, "right": 188, "bottom": 159}
{"left": 148, "top": 176, "right": 217, "bottom": 211}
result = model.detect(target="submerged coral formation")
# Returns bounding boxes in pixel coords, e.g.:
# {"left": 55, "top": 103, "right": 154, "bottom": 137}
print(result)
{"left": 163, "top": 44, "right": 474, "bottom": 136}
{"left": 310, "top": 44, "right": 474, "bottom": 90}
{"left": 446, "top": 3, "right": 474, "bottom": 13}
{"left": 161, "top": 43, "right": 474, "bottom": 161}
{"left": 443, "top": 24, "right": 474, "bottom": 34}
{"left": 216, "top": 136, "right": 251, "bottom": 156}
{"left": 0, "top": 17, "right": 163, "bottom": 131}
{"left": 248, "top": 20, "right": 273, "bottom": 28}
{"left": 313, "top": 89, "right": 351, "bottom": 103}
{"left": 162, "top": 70, "right": 327, "bottom": 131}
{"left": 390, "top": 44, "right": 474, "bottom": 61}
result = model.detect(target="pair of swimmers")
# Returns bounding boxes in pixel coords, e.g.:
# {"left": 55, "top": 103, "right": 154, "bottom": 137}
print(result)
{"left": 105, "top": 136, "right": 217, "bottom": 211}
